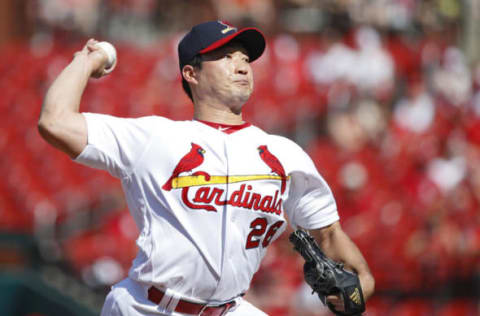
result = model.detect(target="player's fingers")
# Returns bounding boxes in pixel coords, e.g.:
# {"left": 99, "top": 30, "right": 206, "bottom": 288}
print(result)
{"left": 74, "top": 39, "right": 96, "bottom": 58}
{"left": 326, "top": 295, "right": 345, "bottom": 312}
{"left": 70, "top": 39, "right": 107, "bottom": 78}
{"left": 85, "top": 39, "right": 97, "bottom": 50}
{"left": 87, "top": 39, "right": 101, "bottom": 52}
{"left": 87, "top": 40, "right": 109, "bottom": 66}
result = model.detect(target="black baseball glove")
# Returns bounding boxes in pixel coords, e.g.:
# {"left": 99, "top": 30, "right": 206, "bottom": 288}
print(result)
{"left": 289, "top": 230, "right": 365, "bottom": 316}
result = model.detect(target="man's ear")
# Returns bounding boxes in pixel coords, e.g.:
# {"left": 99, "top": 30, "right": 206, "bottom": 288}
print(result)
{"left": 182, "top": 65, "right": 198, "bottom": 85}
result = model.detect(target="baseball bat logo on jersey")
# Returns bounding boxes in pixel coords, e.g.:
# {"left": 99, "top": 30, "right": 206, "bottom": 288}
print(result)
{"left": 163, "top": 143, "right": 289, "bottom": 214}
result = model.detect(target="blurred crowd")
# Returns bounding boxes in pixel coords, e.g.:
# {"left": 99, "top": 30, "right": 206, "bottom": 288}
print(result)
{"left": 1, "top": 0, "right": 480, "bottom": 315}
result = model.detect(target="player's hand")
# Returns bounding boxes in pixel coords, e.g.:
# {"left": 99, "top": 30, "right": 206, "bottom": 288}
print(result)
{"left": 74, "top": 39, "right": 110, "bottom": 78}
{"left": 326, "top": 294, "right": 345, "bottom": 313}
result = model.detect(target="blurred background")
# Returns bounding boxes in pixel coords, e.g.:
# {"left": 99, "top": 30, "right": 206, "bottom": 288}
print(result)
{"left": 1, "top": 0, "right": 480, "bottom": 315}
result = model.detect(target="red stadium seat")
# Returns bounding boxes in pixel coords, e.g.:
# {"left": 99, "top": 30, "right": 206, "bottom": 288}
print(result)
{"left": 437, "top": 299, "right": 478, "bottom": 316}
{"left": 389, "top": 299, "right": 434, "bottom": 316}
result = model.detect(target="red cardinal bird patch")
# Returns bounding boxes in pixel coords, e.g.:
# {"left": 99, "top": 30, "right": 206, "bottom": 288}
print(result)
{"left": 162, "top": 143, "right": 206, "bottom": 191}
{"left": 257, "top": 145, "right": 287, "bottom": 194}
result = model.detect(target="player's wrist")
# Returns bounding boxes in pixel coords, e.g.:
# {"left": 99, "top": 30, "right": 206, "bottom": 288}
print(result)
{"left": 359, "top": 272, "right": 375, "bottom": 300}
{"left": 71, "top": 52, "right": 96, "bottom": 78}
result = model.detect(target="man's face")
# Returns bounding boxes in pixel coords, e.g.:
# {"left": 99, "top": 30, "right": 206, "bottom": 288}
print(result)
{"left": 195, "top": 43, "right": 253, "bottom": 111}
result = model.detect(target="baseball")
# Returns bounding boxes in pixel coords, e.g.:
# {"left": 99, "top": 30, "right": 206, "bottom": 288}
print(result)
{"left": 95, "top": 41, "right": 117, "bottom": 73}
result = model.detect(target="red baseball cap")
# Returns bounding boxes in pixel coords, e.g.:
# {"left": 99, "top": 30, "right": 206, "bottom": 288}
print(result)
{"left": 178, "top": 21, "right": 266, "bottom": 71}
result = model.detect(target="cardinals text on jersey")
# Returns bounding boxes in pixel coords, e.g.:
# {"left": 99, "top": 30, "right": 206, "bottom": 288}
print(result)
{"left": 163, "top": 143, "right": 290, "bottom": 215}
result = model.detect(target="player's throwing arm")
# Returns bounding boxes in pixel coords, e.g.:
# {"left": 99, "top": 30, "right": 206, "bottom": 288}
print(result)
{"left": 38, "top": 39, "right": 116, "bottom": 158}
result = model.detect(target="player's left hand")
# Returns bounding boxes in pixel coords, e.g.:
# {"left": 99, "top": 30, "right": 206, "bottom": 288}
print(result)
{"left": 326, "top": 294, "right": 345, "bottom": 313}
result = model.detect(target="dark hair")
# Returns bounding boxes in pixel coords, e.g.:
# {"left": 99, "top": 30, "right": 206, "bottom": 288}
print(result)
{"left": 181, "top": 54, "right": 203, "bottom": 102}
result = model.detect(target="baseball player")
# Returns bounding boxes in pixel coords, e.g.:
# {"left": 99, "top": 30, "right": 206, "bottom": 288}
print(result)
{"left": 38, "top": 21, "right": 374, "bottom": 315}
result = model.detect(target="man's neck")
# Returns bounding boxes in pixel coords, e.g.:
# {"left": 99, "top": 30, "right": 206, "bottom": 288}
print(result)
{"left": 193, "top": 102, "right": 244, "bottom": 125}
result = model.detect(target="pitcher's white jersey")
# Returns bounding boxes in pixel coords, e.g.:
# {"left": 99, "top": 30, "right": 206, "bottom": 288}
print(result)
{"left": 75, "top": 113, "right": 339, "bottom": 304}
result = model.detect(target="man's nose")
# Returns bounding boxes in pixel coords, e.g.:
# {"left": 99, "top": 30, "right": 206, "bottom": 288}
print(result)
{"left": 237, "top": 67, "right": 248, "bottom": 75}
{"left": 235, "top": 60, "right": 249, "bottom": 75}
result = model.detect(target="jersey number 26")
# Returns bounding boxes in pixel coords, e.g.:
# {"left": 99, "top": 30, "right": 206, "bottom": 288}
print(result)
{"left": 246, "top": 217, "right": 284, "bottom": 249}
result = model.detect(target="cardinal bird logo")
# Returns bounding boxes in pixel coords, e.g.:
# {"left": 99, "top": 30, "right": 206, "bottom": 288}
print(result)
{"left": 162, "top": 143, "right": 206, "bottom": 191}
{"left": 257, "top": 145, "right": 287, "bottom": 194}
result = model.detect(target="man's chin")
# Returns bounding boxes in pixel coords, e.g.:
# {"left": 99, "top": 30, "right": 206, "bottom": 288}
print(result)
{"left": 219, "top": 89, "right": 252, "bottom": 112}
{"left": 235, "top": 89, "right": 252, "bottom": 102}
{"left": 227, "top": 94, "right": 251, "bottom": 113}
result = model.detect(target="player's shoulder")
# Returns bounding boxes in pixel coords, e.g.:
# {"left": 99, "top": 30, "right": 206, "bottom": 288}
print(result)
{"left": 129, "top": 115, "right": 172, "bottom": 124}
{"left": 249, "top": 126, "right": 307, "bottom": 157}
{"left": 129, "top": 116, "right": 204, "bottom": 133}
{"left": 254, "top": 128, "right": 304, "bottom": 152}
{"left": 267, "top": 134, "right": 300, "bottom": 148}
{"left": 83, "top": 113, "right": 184, "bottom": 128}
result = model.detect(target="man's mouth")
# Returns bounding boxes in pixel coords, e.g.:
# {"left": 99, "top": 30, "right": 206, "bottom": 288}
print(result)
{"left": 234, "top": 80, "right": 250, "bottom": 86}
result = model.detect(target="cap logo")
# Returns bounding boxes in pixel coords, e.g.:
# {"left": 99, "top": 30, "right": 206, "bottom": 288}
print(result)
{"left": 218, "top": 21, "right": 237, "bottom": 34}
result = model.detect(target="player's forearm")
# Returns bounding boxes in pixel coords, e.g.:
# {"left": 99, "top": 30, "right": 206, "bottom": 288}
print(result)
{"left": 310, "top": 222, "right": 375, "bottom": 300}
{"left": 40, "top": 54, "right": 92, "bottom": 124}
{"left": 38, "top": 54, "right": 92, "bottom": 157}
